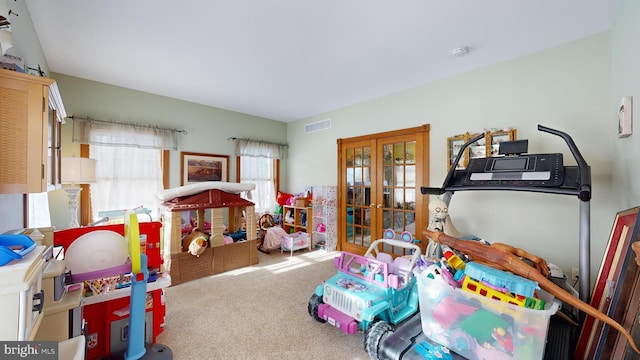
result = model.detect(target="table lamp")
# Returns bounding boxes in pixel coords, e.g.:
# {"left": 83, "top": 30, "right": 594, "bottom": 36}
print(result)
{"left": 62, "top": 157, "right": 97, "bottom": 228}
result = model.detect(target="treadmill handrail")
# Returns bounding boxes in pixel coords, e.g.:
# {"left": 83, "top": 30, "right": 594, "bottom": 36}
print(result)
{"left": 537, "top": 125, "right": 591, "bottom": 201}
{"left": 421, "top": 125, "right": 591, "bottom": 201}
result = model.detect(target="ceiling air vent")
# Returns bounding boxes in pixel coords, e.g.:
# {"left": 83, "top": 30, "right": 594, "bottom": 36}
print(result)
{"left": 304, "top": 118, "right": 331, "bottom": 134}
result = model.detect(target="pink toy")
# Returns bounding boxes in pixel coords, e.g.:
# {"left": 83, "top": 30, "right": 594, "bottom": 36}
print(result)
{"left": 432, "top": 296, "right": 477, "bottom": 329}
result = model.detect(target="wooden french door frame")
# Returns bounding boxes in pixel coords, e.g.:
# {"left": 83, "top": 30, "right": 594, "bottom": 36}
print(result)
{"left": 338, "top": 138, "right": 377, "bottom": 255}
{"left": 337, "top": 124, "right": 430, "bottom": 256}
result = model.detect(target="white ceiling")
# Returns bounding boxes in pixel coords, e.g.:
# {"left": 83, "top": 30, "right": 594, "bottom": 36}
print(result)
{"left": 25, "top": 0, "right": 620, "bottom": 122}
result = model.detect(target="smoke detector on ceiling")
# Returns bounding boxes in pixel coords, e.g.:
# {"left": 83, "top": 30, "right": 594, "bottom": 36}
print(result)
{"left": 452, "top": 46, "right": 470, "bottom": 57}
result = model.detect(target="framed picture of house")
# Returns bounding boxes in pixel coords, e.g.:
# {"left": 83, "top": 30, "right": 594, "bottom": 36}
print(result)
{"left": 574, "top": 206, "right": 640, "bottom": 359}
{"left": 180, "top": 152, "right": 229, "bottom": 185}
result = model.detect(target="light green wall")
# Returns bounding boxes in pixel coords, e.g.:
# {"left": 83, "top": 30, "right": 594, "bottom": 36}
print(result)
{"left": 611, "top": 0, "right": 640, "bottom": 209}
{"left": 48, "top": 74, "right": 287, "bottom": 229}
{"left": 288, "top": 32, "right": 615, "bottom": 284}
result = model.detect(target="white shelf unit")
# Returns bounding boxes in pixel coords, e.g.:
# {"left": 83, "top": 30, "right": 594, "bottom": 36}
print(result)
{"left": 311, "top": 185, "right": 337, "bottom": 251}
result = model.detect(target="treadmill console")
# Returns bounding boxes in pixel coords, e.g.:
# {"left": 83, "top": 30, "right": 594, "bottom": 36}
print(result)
{"left": 463, "top": 153, "right": 563, "bottom": 187}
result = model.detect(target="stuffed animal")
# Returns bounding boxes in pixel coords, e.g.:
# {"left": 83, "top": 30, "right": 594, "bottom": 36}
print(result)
{"left": 276, "top": 191, "right": 293, "bottom": 206}
{"left": 182, "top": 228, "right": 209, "bottom": 257}
{"left": 428, "top": 198, "right": 463, "bottom": 237}
{"left": 284, "top": 209, "right": 295, "bottom": 224}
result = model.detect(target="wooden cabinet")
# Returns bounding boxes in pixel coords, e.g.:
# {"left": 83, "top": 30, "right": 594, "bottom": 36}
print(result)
{"left": 337, "top": 125, "right": 430, "bottom": 256}
{"left": 447, "top": 129, "right": 517, "bottom": 170}
{"left": 282, "top": 205, "right": 312, "bottom": 237}
{"left": 0, "top": 69, "right": 65, "bottom": 193}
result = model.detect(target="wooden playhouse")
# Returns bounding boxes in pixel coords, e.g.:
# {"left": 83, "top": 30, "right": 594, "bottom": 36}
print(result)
{"left": 159, "top": 183, "right": 258, "bottom": 285}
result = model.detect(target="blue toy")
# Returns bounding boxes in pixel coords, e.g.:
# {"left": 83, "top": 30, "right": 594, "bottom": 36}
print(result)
{"left": 308, "top": 235, "right": 422, "bottom": 359}
{"left": 0, "top": 234, "right": 36, "bottom": 266}
{"left": 123, "top": 212, "right": 173, "bottom": 360}
{"left": 415, "top": 340, "right": 454, "bottom": 360}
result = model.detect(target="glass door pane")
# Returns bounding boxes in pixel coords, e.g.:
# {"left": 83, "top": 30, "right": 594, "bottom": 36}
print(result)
{"left": 342, "top": 140, "right": 376, "bottom": 253}
{"left": 380, "top": 140, "right": 417, "bottom": 256}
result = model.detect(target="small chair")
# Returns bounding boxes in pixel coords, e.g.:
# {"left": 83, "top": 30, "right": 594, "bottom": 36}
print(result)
{"left": 376, "top": 252, "right": 393, "bottom": 267}
{"left": 391, "top": 256, "right": 412, "bottom": 285}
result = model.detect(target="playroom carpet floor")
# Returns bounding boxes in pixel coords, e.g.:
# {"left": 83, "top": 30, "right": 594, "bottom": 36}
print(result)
{"left": 157, "top": 248, "right": 369, "bottom": 360}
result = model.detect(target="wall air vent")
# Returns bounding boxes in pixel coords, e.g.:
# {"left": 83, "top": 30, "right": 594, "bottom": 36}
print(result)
{"left": 304, "top": 118, "right": 331, "bottom": 134}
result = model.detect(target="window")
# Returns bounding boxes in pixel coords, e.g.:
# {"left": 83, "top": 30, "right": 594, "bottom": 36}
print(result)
{"left": 72, "top": 116, "right": 177, "bottom": 225}
{"left": 234, "top": 139, "right": 286, "bottom": 216}
{"left": 239, "top": 156, "right": 278, "bottom": 215}
{"left": 89, "top": 144, "right": 163, "bottom": 221}
{"left": 27, "top": 192, "right": 52, "bottom": 228}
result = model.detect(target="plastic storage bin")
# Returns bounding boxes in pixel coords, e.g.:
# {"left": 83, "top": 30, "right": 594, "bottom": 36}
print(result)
{"left": 414, "top": 268, "right": 559, "bottom": 360}
{"left": 281, "top": 232, "right": 310, "bottom": 255}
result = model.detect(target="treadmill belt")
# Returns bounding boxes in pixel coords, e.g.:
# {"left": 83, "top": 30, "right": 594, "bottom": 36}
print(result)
{"left": 543, "top": 315, "right": 573, "bottom": 360}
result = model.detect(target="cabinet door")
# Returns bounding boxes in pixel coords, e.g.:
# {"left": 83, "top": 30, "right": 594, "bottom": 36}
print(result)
{"left": 0, "top": 73, "right": 49, "bottom": 193}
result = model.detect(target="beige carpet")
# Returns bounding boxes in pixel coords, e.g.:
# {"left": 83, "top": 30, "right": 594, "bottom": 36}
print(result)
{"left": 156, "top": 249, "right": 370, "bottom": 359}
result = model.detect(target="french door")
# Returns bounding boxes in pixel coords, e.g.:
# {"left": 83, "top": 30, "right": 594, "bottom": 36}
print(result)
{"left": 337, "top": 125, "right": 430, "bottom": 256}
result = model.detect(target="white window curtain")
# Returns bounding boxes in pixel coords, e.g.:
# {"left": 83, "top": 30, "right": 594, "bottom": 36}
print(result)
{"left": 72, "top": 116, "right": 179, "bottom": 150}
{"left": 89, "top": 144, "right": 163, "bottom": 221}
{"left": 240, "top": 157, "right": 275, "bottom": 215}
{"left": 235, "top": 139, "right": 287, "bottom": 159}
{"left": 27, "top": 192, "right": 52, "bottom": 228}
{"left": 71, "top": 116, "right": 179, "bottom": 222}
{"left": 235, "top": 139, "right": 287, "bottom": 215}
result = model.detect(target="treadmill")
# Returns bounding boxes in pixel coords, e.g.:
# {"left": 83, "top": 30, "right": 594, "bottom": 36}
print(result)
{"left": 378, "top": 125, "right": 590, "bottom": 360}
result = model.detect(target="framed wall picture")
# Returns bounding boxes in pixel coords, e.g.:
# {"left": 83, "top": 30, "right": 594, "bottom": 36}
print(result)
{"left": 447, "top": 134, "right": 467, "bottom": 170}
{"left": 446, "top": 128, "right": 517, "bottom": 170}
{"left": 180, "top": 152, "right": 229, "bottom": 185}
{"left": 574, "top": 206, "right": 640, "bottom": 359}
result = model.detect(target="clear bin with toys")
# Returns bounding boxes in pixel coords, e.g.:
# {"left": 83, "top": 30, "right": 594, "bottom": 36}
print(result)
{"left": 414, "top": 267, "right": 559, "bottom": 360}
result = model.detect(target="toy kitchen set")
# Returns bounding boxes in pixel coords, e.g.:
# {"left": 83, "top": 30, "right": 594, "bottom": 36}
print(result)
{"left": 0, "top": 221, "right": 171, "bottom": 360}
{"left": 0, "top": 227, "right": 85, "bottom": 359}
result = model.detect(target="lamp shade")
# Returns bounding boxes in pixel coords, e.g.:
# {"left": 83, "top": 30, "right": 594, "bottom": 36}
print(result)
{"left": 62, "top": 157, "right": 97, "bottom": 184}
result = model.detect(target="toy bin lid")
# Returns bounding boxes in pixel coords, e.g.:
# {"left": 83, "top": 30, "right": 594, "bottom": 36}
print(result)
{"left": 0, "top": 234, "right": 37, "bottom": 266}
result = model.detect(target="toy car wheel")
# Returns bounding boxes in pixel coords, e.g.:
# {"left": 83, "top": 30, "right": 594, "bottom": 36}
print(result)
{"left": 308, "top": 294, "right": 326, "bottom": 323}
{"left": 364, "top": 320, "right": 394, "bottom": 360}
